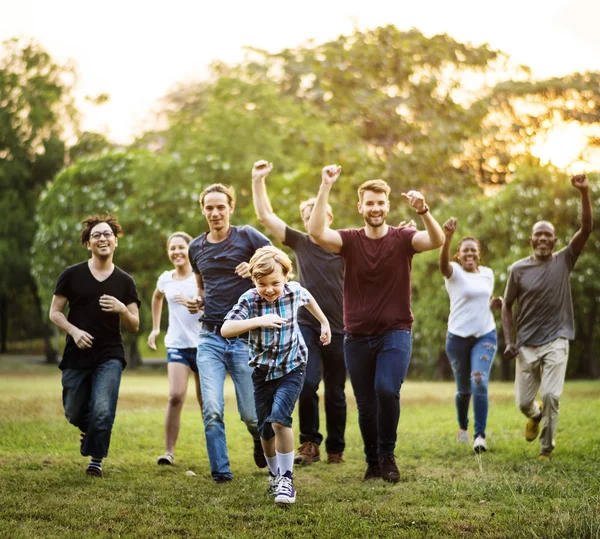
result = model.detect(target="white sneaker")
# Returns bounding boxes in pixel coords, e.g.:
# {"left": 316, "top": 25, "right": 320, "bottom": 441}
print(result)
{"left": 473, "top": 436, "right": 488, "bottom": 453}
{"left": 457, "top": 429, "right": 469, "bottom": 443}
{"left": 267, "top": 472, "right": 280, "bottom": 496}
{"left": 274, "top": 471, "right": 296, "bottom": 504}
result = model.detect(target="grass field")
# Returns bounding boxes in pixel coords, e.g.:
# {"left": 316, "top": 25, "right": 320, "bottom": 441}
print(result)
{"left": 0, "top": 356, "right": 598, "bottom": 538}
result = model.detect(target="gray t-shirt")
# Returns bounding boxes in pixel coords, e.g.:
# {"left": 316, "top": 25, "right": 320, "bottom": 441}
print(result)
{"left": 283, "top": 226, "right": 344, "bottom": 334}
{"left": 504, "top": 243, "right": 579, "bottom": 347}
{"left": 189, "top": 225, "right": 271, "bottom": 325}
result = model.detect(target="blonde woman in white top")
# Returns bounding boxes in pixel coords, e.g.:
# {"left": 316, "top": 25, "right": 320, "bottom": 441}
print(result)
{"left": 440, "top": 218, "right": 502, "bottom": 453}
{"left": 148, "top": 232, "right": 203, "bottom": 465}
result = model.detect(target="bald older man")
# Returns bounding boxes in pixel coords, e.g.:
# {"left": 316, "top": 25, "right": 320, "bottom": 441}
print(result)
{"left": 502, "top": 174, "right": 592, "bottom": 460}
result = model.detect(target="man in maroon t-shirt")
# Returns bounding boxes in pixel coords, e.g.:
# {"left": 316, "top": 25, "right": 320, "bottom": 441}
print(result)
{"left": 307, "top": 165, "right": 444, "bottom": 483}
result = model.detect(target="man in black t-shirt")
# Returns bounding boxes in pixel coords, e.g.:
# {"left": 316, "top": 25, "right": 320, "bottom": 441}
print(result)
{"left": 252, "top": 160, "right": 347, "bottom": 466}
{"left": 49, "top": 213, "right": 140, "bottom": 478}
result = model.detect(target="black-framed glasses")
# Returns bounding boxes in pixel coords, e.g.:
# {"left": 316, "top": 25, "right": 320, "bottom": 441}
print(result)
{"left": 90, "top": 231, "right": 114, "bottom": 240}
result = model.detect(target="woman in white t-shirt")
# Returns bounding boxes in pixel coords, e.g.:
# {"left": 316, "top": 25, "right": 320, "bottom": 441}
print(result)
{"left": 440, "top": 218, "right": 502, "bottom": 453}
{"left": 148, "top": 232, "right": 203, "bottom": 465}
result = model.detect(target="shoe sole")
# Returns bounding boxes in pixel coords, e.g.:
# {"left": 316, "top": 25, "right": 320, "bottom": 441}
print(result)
{"left": 86, "top": 468, "right": 103, "bottom": 478}
{"left": 473, "top": 446, "right": 487, "bottom": 453}
{"left": 275, "top": 497, "right": 296, "bottom": 504}
{"left": 294, "top": 456, "right": 320, "bottom": 465}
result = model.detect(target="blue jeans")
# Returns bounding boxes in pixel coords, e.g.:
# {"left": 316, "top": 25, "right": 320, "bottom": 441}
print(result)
{"left": 445, "top": 330, "right": 497, "bottom": 438}
{"left": 344, "top": 330, "right": 412, "bottom": 464}
{"left": 252, "top": 365, "right": 306, "bottom": 440}
{"left": 61, "top": 359, "right": 123, "bottom": 458}
{"left": 196, "top": 330, "right": 259, "bottom": 481}
{"left": 298, "top": 326, "right": 347, "bottom": 454}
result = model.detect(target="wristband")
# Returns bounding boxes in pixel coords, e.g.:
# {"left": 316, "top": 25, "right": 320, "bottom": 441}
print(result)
{"left": 416, "top": 204, "right": 429, "bottom": 215}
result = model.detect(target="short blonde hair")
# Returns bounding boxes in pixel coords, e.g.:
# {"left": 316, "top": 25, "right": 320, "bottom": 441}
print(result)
{"left": 249, "top": 246, "right": 294, "bottom": 280}
{"left": 357, "top": 179, "right": 390, "bottom": 202}
{"left": 299, "top": 198, "right": 333, "bottom": 219}
{"left": 199, "top": 183, "right": 235, "bottom": 207}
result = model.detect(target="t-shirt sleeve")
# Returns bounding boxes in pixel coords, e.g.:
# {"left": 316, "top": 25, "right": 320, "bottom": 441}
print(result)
{"left": 445, "top": 261, "right": 460, "bottom": 282}
{"left": 562, "top": 243, "right": 580, "bottom": 272}
{"left": 247, "top": 226, "right": 272, "bottom": 251}
{"left": 401, "top": 227, "right": 418, "bottom": 256}
{"left": 125, "top": 275, "right": 141, "bottom": 307}
{"left": 299, "top": 285, "right": 311, "bottom": 307}
{"left": 283, "top": 226, "right": 303, "bottom": 249}
{"left": 338, "top": 229, "right": 353, "bottom": 258}
{"left": 156, "top": 271, "right": 169, "bottom": 293}
{"left": 189, "top": 236, "right": 203, "bottom": 274}
{"left": 224, "top": 293, "right": 251, "bottom": 321}
{"left": 54, "top": 267, "right": 72, "bottom": 299}
{"left": 504, "top": 265, "right": 519, "bottom": 305}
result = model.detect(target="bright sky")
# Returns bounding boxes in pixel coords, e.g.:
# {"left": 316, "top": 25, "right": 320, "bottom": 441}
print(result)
{"left": 3, "top": 0, "right": 600, "bottom": 155}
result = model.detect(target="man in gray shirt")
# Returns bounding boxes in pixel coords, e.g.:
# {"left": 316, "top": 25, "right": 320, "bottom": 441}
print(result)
{"left": 502, "top": 174, "right": 592, "bottom": 460}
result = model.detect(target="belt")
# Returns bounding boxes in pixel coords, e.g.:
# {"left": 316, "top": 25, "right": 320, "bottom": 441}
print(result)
{"left": 202, "top": 321, "right": 248, "bottom": 341}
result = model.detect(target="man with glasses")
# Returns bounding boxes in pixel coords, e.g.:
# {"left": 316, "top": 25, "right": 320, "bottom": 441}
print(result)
{"left": 49, "top": 213, "right": 140, "bottom": 478}
{"left": 186, "top": 183, "right": 271, "bottom": 483}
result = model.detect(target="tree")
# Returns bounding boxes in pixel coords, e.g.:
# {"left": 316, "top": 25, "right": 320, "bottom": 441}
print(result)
{"left": 0, "top": 37, "right": 77, "bottom": 357}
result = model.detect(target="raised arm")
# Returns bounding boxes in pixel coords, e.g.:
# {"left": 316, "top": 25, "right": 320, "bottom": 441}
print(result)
{"left": 570, "top": 174, "right": 593, "bottom": 256}
{"left": 251, "top": 160, "right": 287, "bottom": 243}
{"left": 307, "top": 165, "right": 344, "bottom": 254}
{"left": 439, "top": 217, "right": 456, "bottom": 278}
{"left": 402, "top": 190, "right": 444, "bottom": 252}
{"left": 147, "top": 287, "right": 165, "bottom": 350}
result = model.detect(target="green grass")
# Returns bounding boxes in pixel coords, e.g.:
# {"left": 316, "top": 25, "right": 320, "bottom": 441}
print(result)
{"left": 1, "top": 356, "right": 599, "bottom": 538}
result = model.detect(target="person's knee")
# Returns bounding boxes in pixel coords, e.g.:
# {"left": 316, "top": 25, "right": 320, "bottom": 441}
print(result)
{"left": 541, "top": 392, "right": 560, "bottom": 410}
{"left": 300, "top": 378, "right": 319, "bottom": 399}
{"left": 168, "top": 392, "right": 186, "bottom": 408}
{"left": 471, "top": 371, "right": 489, "bottom": 393}
{"left": 271, "top": 422, "right": 289, "bottom": 434}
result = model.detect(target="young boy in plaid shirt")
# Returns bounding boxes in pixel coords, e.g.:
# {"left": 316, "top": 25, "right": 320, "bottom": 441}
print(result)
{"left": 221, "top": 246, "right": 331, "bottom": 504}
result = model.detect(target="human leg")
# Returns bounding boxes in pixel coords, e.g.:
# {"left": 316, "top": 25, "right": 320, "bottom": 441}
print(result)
{"left": 515, "top": 345, "right": 543, "bottom": 442}
{"left": 321, "top": 332, "right": 347, "bottom": 458}
{"left": 62, "top": 367, "right": 93, "bottom": 440}
{"left": 538, "top": 339, "right": 569, "bottom": 456}
{"left": 196, "top": 331, "right": 230, "bottom": 480}
{"left": 445, "top": 332, "right": 473, "bottom": 434}
{"left": 162, "top": 359, "right": 192, "bottom": 459}
{"left": 470, "top": 330, "right": 497, "bottom": 439}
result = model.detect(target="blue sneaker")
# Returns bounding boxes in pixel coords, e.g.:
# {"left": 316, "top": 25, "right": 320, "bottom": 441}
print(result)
{"left": 274, "top": 471, "right": 296, "bottom": 504}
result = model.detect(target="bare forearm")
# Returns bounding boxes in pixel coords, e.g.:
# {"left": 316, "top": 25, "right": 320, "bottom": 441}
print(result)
{"left": 580, "top": 187, "right": 593, "bottom": 233}
{"left": 304, "top": 298, "right": 328, "bottom": 327}
{"left": 252, "top": 177, "right": 274, "bottom": 222}
{"left": 151, "top": 294, "right": 163, "bottom": 332}
{"left": 421, "top": 211, "right": 444, "bottom": 249}
{"left": 307, "top": 183, "right": 333, "bottom": 239}
{"left": 120, "top": 309, "right": 140, "bottom": 334}
{"left": 49, "top": 311, "right": 78, "bottom": 337}
{"left": 501, "top": 304, "right": 515, "bottom": 346}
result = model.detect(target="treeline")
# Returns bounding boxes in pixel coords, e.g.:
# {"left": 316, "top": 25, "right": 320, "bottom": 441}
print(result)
{"left": 1, "top": 28, "right": 599, "bottom": 377}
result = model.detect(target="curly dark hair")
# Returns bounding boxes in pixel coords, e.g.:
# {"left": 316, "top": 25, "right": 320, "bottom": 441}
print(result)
{"left": 80, "top": 212, "right": 123, "bottom": 245}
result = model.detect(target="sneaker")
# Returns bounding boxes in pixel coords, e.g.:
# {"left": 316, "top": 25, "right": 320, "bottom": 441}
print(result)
{"left": 327, "top": 452, "right": 344, "bottom": 464}
{"left": 538, "top": 454, "right": 551, "bottom": 462}
{"left": 157, "top": 453, "right": 174, "bottom": 465}
{"left": 293, "top": 441, "right": 320, "bottom": 465}
{"left": 212, "top": 474, "right": 233, "bottom": 484}
{"left": 473, "top": 436, "right": 487, "bottom": 453}
{"left": 86, "top": 463, "right": 103, "bottom": 478}
{"left": 267, "top": 471, "right": 281, "bottom": 496}
{"left": 274, "top": 471, "right": 296, "bottom": 504}
{"left": 379, "top": 454, "right": 401, "bottom": 483}
{"left": 253, "top": 438, "right": 267, "bottom": 469}
{"left": 457, "top": 429, "right": 469, "bottom": 443}
{"left": 363, "top": 462, "right": 381, "bottom": 480}
{"left": 525, "top": 402, "right": 543, "bottom": 442}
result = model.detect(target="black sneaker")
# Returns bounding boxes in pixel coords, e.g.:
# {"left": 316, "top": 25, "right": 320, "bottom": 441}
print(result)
{"left": 213, "top": 474, "right": 233, "bottom": 484}
{"left": 379, "top": 454, "right": 400, "bottom": 483}
{"left": 253, "top": 438, "right": 267, "bottom": 469}
{"left": 363, "top": 461, "right": 381, "bottom": 480}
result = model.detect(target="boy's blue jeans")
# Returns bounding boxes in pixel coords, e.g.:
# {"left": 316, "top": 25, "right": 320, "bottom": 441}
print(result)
{"left": 343, "top": 330, "right": 412, "bottom": 464}
{"left": 445, "top": 330, "right": 497, "bottom": 438}
{"left": 252, "top": 365, "right": 306, "bottom": 440}
{"left": 196, "top": 330, "right": 259, "bottom": 481}
{"left": 61, "top": 358, "right": 123, "bottom": 458}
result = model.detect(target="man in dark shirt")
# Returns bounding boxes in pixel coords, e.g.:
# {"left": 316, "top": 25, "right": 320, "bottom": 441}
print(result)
{"left": 308, "top": 165, "right": 444, "bottom": 482}
{"left": 252, "top": 160, "right": 347, "bottom": 466}
{"left": 186, "top": 183, "right": 271, "bottom": 483}
{"left": 502, "top": 174, "right": 592, "bottom": 460}
{"left": 49, "top": 213, "right": 140, "bottom": 478}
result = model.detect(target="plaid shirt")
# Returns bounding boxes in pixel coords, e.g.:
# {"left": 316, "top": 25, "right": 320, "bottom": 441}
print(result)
{"left": 224, "top": 281, "right": 311, "bottom": 380}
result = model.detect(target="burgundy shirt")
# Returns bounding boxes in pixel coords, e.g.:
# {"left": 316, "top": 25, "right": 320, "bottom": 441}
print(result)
{"left": 339, "top": 226, "right": 417, "bottom": 335}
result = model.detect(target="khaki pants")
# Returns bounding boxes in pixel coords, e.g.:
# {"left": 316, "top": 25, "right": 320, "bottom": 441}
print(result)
{"left": 515, "top": 338, "right": 569, "bottom": 456}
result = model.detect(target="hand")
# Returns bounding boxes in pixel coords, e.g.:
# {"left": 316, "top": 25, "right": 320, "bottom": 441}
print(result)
{"left": 398, "top": 219, "right": 417, "bottom": 230}
{"left": 489, "top": 296, "right": 503, "bottom": 310}
{"left": 443, "top": 217, "right": 457, "bottom": 238}
{"left": 70, "top": 328, "right": 94, "bottom": 350}
{"left": 320, "top": 324, "right": 331, "bottom": 346}
{"left": 504, "top": 343, "right": 519, "bottom": 360}
{"left": 99, "top": 295, "right": 126, "bottom": 313}
{"left": 259, "top": 314, "right": 287, "bottom": 328}
{"left": 185, "top": 296, "right": 204, "bottom": 314}
{"left": 321, "top": 164, "right": 342, "bottom": 186}
{"left": 147, "top": 330, "right": 160, "bottom": 351}
{"left": 173, "top": 293, "right": 189, "bottom": 305}
{"left": 401, "top": 190, "right": 426, "bottom": 212}
{"left": 235, "top": 262, "right": 251, "bottom": 279}
{"left": 252, "top": 160, "right": 273, "bottom": 182}
{"left": 571, "top": 174, "right": 589, "bottom": 191}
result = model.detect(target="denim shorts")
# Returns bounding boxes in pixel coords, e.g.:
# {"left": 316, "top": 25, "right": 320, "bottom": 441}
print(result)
{"left": 252, "top": 365, "right": 306, "bottom": 440}
{"left": 166, "top": 347, "right": 198, "bottom": 373}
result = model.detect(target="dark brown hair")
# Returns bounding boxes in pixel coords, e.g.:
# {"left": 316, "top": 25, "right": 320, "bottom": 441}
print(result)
{"left": 80, "top": 212, "right": 123, "bottom": 244}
